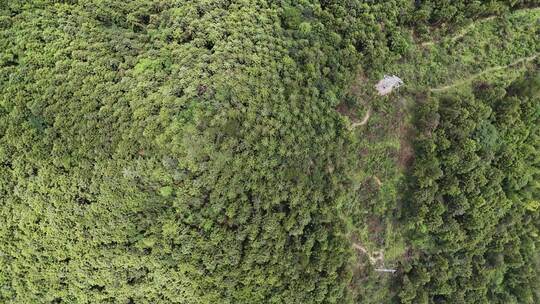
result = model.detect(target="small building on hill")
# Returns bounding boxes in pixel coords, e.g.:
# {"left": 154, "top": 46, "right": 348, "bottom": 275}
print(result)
{"left": 375, "top": 75, "right": 403, "bottom": 95}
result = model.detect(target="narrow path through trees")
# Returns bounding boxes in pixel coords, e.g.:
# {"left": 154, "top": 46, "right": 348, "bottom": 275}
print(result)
{"left": 420, "top": 6, "right": 539, "bottom": 47}
{"left": 350, "top": 108, "right": 371, "bottom": 128}
{"left": 420, "top": 16, "right": 496, "bottom": 47}
{"left": 430, "top": 54, "right": 538, "bottom": 92}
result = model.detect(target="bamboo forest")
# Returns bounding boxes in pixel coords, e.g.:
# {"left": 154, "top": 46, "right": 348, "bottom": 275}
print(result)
{"left": 0, "top": 1, "right": 539, "bottom": 303}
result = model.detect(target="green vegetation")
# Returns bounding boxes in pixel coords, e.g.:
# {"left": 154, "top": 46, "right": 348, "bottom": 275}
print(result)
{"left": 0, "top": 1, "right": 538, "bottom": 303}
{"left": 400, "top": 74, "right": 540, "bottom": 303}
{"left": 402, "top": 7, "right": 540, "bottom": 89}
{"left": 341, "top": 4, "right": 539, "bottom": 303}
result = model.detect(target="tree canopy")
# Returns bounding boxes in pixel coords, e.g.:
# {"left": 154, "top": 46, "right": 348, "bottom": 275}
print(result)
{"left": 0, "top": 1, "right": 538, "bottom": 303}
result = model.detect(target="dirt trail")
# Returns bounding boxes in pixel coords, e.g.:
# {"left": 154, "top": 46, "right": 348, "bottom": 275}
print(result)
{"left": 350, "top": 108, "right": 371, "bottom": 128}
{"left": 420, "top": 6, "right": 539, "bottom": 47}
{"left": 421, "top": 16, "right": 496, "bottom": 47}
{"left": 353, "top": 242, "right": 397, "bottom": 273}
{"left": 353, "top": 243, "right": 384, "bottom": 265}
{"left": 373, "top": 176, "right": 382, "bottom": 187}
{"left": 431, "top": 54, "right": 538, "bottom": 92}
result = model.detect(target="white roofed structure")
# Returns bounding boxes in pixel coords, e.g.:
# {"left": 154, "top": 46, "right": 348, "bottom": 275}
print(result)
{"left": 375, "top": 75, "right": 403, "bottom": 95}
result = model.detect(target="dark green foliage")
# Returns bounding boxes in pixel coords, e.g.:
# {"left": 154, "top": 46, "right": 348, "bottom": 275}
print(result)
{"left": 401, "top": 74, "right": 540, "bottom": 303}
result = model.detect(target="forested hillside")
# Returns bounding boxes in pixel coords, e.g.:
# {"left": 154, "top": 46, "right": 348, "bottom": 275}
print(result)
{"left": 0, "top": 1, "right": 538, "bottom": 303}
{"left": 401, "top": 75, "right": 540, "bottom": 303}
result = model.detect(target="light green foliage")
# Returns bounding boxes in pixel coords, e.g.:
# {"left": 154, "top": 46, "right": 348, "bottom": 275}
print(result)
{"left": 0, "top": 0, "right": 365, "bottom": 302}
{"left": 0, "top": 0, "right": 538, "bottom": 303}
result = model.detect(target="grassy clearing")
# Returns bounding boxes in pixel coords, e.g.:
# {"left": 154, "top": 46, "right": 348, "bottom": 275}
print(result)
{"left": 395, "top": 7, "right": 540, "bottom": 89}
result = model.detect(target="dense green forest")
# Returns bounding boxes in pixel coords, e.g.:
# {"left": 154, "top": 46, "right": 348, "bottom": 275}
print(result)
{"left": 0, "top": 1, "right": 538, "bottom": 303}
{"left": 401, "top": 74, "right": 540, "bottom": 303}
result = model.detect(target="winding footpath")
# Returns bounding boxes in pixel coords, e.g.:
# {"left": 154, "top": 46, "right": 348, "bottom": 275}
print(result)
{"left": 430, "top": 54, "right": 538, "bottom": 92}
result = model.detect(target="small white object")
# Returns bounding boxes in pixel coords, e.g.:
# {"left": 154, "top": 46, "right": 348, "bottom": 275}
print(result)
{"left": 374, "top": 268, "right": 397, "bottom": 273}
{"left": 375, "top": 75, "right": 403, "bottom": 95}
